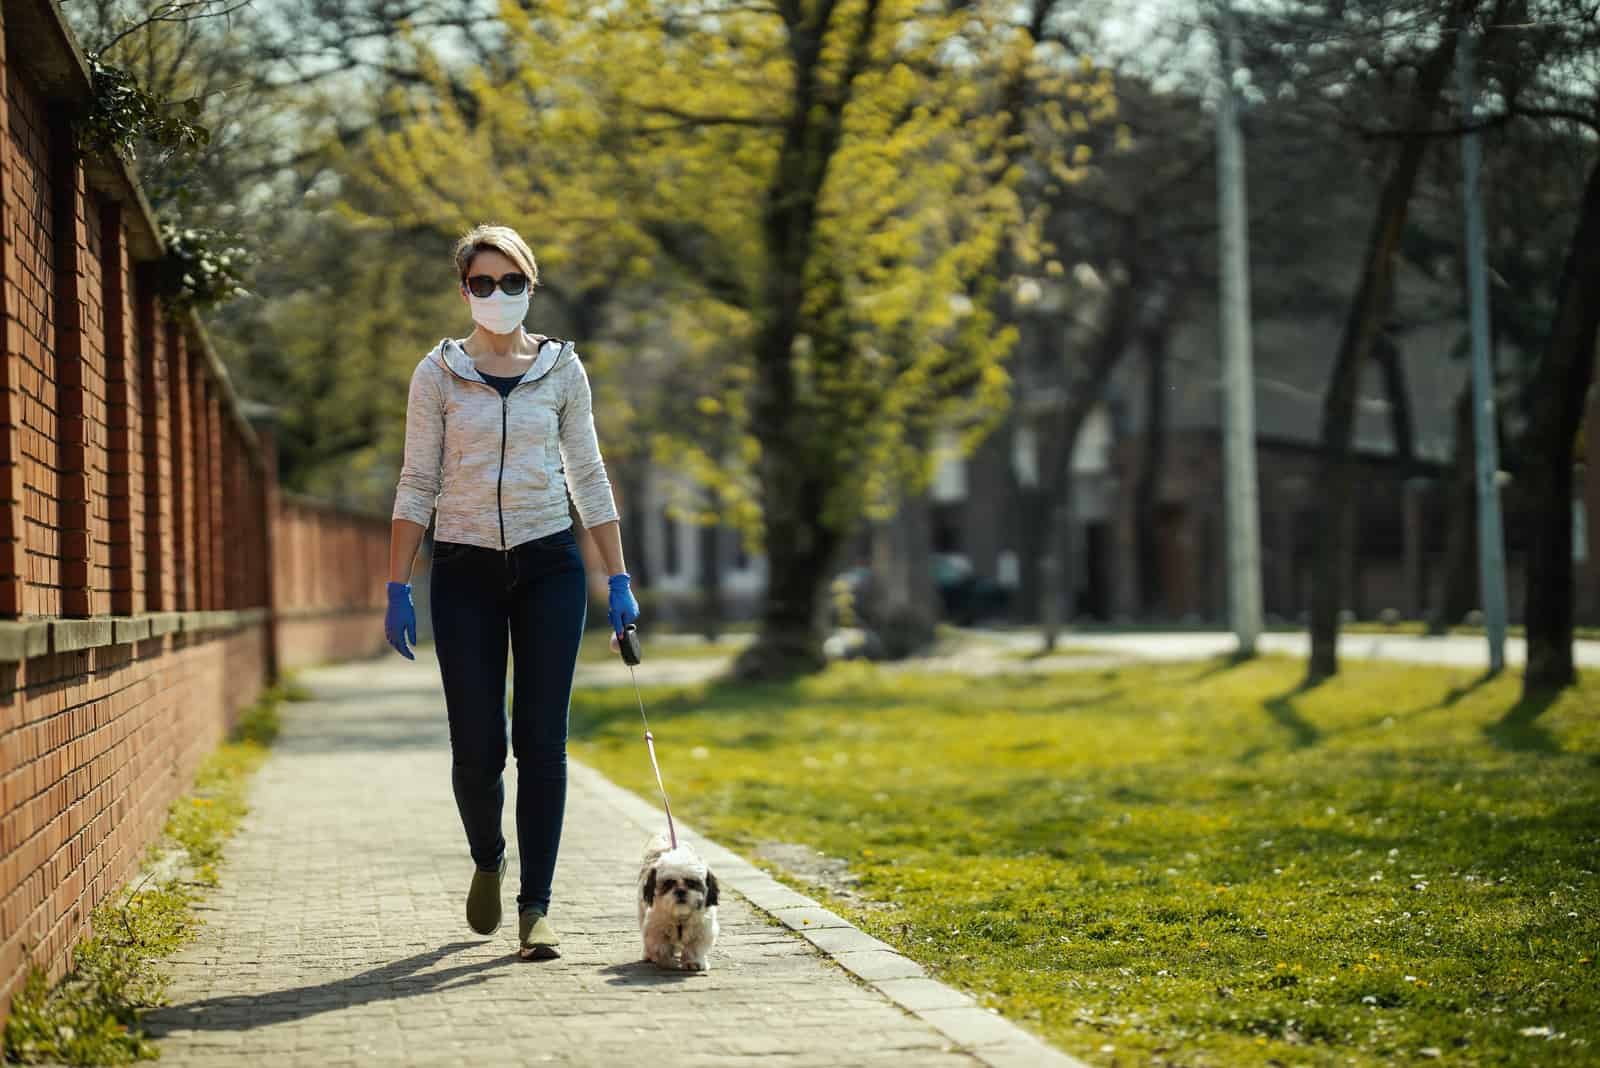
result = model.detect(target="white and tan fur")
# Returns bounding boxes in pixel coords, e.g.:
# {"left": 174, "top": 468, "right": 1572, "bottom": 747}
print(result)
{"left": 637, "top": 833, "right": 719, "bottom": 972}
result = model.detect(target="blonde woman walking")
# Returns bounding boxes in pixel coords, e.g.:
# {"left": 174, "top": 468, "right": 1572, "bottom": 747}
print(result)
{"left": 383, "top": 225, "right": 638, "bottom": 960}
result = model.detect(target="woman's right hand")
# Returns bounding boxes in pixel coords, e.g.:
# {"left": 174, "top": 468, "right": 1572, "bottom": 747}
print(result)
{"left": 385, "top": 582, "right": 417, "bottom": 660}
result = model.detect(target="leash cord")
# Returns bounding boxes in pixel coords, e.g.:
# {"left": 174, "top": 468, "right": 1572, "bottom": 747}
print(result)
{"left": 628, "top": 663, "right": 678, "bottom": 849}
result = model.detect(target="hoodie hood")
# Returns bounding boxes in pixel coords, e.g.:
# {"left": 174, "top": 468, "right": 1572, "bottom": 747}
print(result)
{"left": 432, "top": 335, "right": 575, "bottom": 385}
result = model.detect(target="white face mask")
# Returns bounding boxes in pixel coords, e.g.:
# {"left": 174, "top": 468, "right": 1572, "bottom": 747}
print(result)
{"left": 467, "top": 288, "right": 529, "bottom": 335}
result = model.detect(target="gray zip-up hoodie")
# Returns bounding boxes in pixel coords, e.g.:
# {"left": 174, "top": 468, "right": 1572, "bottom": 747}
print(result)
{"left": 392, "top": 335, "right": 619, "bottom": 549}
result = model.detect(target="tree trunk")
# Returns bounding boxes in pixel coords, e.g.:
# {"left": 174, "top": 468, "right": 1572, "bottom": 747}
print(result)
{"left": 1374, "top": 333, "right": 1416, "bottom": 471}
{"left": 1522, "top": 151, "right": 1600, "bottom": 694}
{"left": 698, "top": 506, "right": 723, "bottom": 643}
{"left": 1034, "top": 246, "right": 1144, "bottom": 646}
{"left": 1428, "top": 385, "right": 1478, "bottom": 634}
{"left": 616, "top": 465, "right": 651, "bottom": 590}
{"left": 1135, "top": 311, "right": 1174, "bottom": 618}
{"left": 1307, "top": 13, "right": 1465, "bottom": 682}
{"left": 735, "top": 465, "right": 842, "bottom": 678}
{"left": 962, "top": 425, "right": 1010, "bottom": 583}
{"left": 1015, "top": 486, "right": 1047, "bottom": 622}
{"left": 1040, "top": 491, "right": 1075, "bottom": 650}
{"left": 734, "top": 0, "right": 882, "bottom": 680}
{"left": 871, "top": 486, "right": 939, "bottom": 658}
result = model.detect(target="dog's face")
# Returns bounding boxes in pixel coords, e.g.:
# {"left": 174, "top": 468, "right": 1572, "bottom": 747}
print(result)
{"left": 643, "top": 849, "right": 719, "bottom": 919}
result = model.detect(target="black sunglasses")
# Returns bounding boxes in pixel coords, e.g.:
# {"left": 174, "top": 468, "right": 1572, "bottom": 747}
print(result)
{"left": 463, "top": 272, "right": 530, "bottom": 298}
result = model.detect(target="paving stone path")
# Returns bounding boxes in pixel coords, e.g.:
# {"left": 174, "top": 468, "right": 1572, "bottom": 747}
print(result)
{"left": 147, "top": 653, "right": 1076, "bottom": 1068}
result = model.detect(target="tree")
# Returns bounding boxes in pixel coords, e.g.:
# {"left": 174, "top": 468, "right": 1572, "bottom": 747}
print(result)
{"left": 354, "top": 0, "right": 1099, "bottom": 676}
{"left": 1298, "top": 0, "right": 1480, "bottom": 680}
{"left": 1520, "top": 137, "right": 1600, "bottom": 693}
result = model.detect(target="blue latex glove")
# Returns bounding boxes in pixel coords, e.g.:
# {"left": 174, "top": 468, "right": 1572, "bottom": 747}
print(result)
{"left": 607, "top": 573, "right": 639, "bottom": 635}
{"left": 385, "top": 582, "right": 417, "bottom": 660}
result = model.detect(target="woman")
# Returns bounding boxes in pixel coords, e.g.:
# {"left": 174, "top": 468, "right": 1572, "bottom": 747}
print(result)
{"left": 384, "top": 224, "right": 638, "bottom": 960}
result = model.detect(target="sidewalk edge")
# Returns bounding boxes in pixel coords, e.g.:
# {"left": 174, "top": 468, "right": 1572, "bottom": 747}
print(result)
{"left": 569, "top": 759, "right": 1093, "bottom": 1068}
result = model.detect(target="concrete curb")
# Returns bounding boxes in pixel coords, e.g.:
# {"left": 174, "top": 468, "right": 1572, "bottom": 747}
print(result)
{"left": 570, "top": 760, "right": 1091, "bottom": 1068}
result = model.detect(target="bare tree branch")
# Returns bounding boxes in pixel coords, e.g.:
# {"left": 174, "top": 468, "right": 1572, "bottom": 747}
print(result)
{"left": 634, "top": 103, "right": 782, "bottom": 129}
{"left": 97, "top": 0, "right": 252, "bottom": 57}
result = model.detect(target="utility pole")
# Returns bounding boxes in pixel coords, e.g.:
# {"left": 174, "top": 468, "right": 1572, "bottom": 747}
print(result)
{"left": 1216, "top": 0, "right": 1263, "bottom": 656}
{"left": 1456, "top": 19, "right": 1509, "bottom": 673}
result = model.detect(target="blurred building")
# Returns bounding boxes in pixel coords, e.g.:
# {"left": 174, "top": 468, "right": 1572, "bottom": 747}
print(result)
{"left": 626, "top": 278, "right": 1597, "bottom": 629}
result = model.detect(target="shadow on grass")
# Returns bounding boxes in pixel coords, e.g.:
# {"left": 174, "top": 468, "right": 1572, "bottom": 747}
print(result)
{"left": 1260, "top": 678, "right": 1324, "bottom": 751}
{"left": 1484, "top": 688, "right": 1563, "bottom": 754}
{"left": 146, "top": 943, "right": 513, "bottom": 1034}
{"left": 1188, "top": 651, "right": 1257, "bottom": 684}
{"left": 570, "top": 671, "right": 1126, "bottom": 743}
{"left": 1437, "top": 670, "right": 1497, "bottom": 709}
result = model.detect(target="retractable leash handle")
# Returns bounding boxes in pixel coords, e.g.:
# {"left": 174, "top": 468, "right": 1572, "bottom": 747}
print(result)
{"left": 617, "top": 623, "right": 642, "bottom": 666}
{"left": 619, "top": 624, "right": 678, "bottom": 849}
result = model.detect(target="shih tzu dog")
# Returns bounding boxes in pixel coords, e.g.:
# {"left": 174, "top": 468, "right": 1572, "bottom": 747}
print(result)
{"left": 638, "top": 833, "right": 720, "bottom": 972}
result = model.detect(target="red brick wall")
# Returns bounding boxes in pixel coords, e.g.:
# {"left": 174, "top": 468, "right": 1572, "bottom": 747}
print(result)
{"left": 137, "top": 277, "right": 172, "bottom": 611}
{"left": 273, "top": 497, "right": 388, "bottom": 668}
{"left": 168, "top": 324, "right": 193, "bottom": 610}
{"left": 0, "top": 29, "right": 23, "bottom": 620}
{"left": 0, "top": 12, "right": 392, "bottom": 1027}
{"left": 6, "top": 70, "right": 59, "bottom": 617}
{"left": 53, "top": 137, "right": 113, "bottom": 619}
{"left": 1108, "top": 430, "right": 1541, "bottom": 625}
{"left": 0, "top": 628, "right": 269, "bottom": 1014}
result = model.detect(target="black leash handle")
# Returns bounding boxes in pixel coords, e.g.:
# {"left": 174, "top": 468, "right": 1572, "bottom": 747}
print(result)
{"left": 617, "top": 623, "right": 642, "bottom": 665}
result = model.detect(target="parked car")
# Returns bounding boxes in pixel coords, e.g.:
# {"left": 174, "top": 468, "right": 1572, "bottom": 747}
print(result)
{"left": 830, "top": 556, "right": 1011, "bottom": 628}
{"left": 932, "top": 554, "right": 1010, "bottom": 625}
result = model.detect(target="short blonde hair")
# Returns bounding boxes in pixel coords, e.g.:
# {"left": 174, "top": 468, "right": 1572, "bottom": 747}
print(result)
{"left": 453, "top": 224, "right": 539, "bottom": 286}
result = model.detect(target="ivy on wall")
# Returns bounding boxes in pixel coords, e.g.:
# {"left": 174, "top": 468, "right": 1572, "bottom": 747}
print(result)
{"left": 73, "top": 55, "right": 209, "bottom": 164}
{"left": 73, "top": 55, "right": 251, "bottom": 317}
{"left": 154, "top": 223, "right": 251, "bottom": 318}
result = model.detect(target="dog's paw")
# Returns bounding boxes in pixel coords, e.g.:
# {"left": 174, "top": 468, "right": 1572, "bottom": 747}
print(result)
{"left": 680, "top": 958, "right": 708, "bottom": 972}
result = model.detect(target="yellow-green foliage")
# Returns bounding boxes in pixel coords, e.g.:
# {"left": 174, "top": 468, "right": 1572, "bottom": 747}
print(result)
{"left": 348, "top": 0, "right": 1112, "bottom": 539}
{"left": 572, "top": 659, "right": 1600, "bottom": 1067}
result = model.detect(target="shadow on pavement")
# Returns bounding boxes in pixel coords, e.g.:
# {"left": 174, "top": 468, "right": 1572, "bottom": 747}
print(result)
{"left": 146, "top": 942, "right": 511, "bottom": 1034}
{"left": 598, "top": 960, "right": 706, "bottom": 986}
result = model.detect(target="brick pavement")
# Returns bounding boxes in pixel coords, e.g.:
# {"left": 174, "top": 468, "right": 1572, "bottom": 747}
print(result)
{"left": 144, "top": 653, "right": 997, "bottom": 1068}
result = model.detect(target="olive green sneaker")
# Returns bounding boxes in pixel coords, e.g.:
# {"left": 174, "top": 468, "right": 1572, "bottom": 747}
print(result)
{"left": 518, "top": 909, "right": 561, "bottom": 960}
{"left": 466, "top": 857, "right": 506, "bottom": 935}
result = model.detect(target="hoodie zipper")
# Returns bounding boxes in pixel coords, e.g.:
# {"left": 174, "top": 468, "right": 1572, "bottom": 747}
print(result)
{"left": 497, "top": 395, "right": 509, "bottom": 549}
{"left": 440, "top": 339, "right": 563, "bottom": 552}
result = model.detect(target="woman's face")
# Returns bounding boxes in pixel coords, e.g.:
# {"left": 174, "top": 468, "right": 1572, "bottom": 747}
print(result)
{"left": 460, "top": 248, "right": 523, "bottom": 305}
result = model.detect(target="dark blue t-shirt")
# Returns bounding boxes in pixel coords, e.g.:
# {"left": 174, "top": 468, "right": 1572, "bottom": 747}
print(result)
{"left": 478, "top": 370, "right": 525, "bottom": 398}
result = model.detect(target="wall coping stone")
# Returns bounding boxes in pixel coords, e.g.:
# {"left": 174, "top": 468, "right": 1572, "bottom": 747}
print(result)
{"left": 146, "top": 613, "right": 183, "bottom": 637}
{"left": 0, "top": 610, "right": 270, "bottom": 662}
{"left": 111, "top": 617, "right": 153, "bottom": 643}
{"left": 277, "top": 604, "right": 384, "bottom": 621}
{"left": 0, "top": 605, "right": 366, "bottom": 661}
{"left": 0, "top": 621, "right": 51, "bottom": 661}
{"left": 52, "top": 619, "right": 115, "bottom": 653}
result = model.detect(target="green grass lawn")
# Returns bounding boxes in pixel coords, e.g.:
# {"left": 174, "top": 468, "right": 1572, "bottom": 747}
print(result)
{"left": 569, "top": 657, "right": 1599, "bottom": 1067}
{"left": 575, "top": 627, "right": 750, "bottom": 665}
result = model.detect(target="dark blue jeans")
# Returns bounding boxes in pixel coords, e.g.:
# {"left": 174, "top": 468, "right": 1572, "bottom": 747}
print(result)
{"left": 428, "top": 526, "right": 587, "bottom": 916}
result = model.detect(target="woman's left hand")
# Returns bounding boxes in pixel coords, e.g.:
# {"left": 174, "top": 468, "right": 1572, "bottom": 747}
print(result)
{"left": 607, "top": 573, "right": 639, "bottom": 634}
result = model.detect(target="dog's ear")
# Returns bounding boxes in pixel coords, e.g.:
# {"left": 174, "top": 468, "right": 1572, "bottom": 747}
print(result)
{"left": 705, "top": 869, "right": 718, "bottom": 907}
{"left": 642, "top": 866, "right": 657, "bottom": 905}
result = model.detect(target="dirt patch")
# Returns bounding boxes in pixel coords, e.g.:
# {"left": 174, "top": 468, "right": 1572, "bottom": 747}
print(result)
{"left": 752, "top": 840, "right": 891, "bottom": 911}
